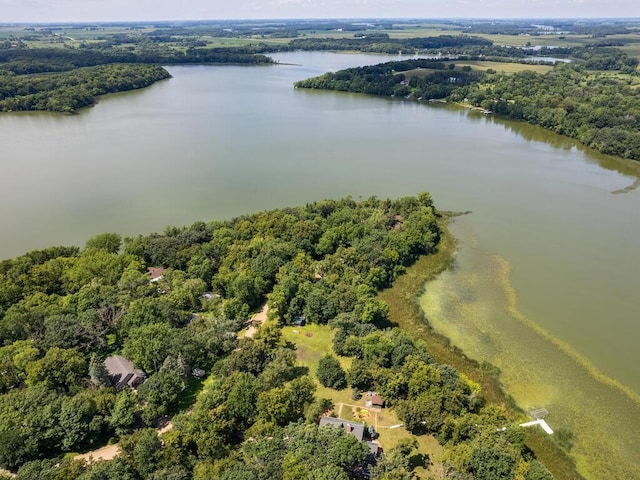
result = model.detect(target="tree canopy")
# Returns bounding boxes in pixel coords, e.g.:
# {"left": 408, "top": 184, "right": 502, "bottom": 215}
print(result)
{"left": 0, "top": 194, "right": 554, "bottom": 479}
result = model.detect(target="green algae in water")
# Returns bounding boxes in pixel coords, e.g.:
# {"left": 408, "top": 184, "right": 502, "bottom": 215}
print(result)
{"left": 420, "top": 220, "right": 640, "bottom": 480}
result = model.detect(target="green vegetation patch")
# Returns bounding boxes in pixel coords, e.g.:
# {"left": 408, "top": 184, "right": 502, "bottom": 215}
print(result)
{"left": 0, "top": 193, "right": 564, "bottom": 479}
{"left": 453, "top": 60, "right": 554, "bottom": 74}
{"left": 0, "top": 63, "right": 170, "bottom": 113}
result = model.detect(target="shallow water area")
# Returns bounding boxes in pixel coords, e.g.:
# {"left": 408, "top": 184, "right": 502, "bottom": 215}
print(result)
{"left": 420, "top": 218, "right": 640, "bottom": 480}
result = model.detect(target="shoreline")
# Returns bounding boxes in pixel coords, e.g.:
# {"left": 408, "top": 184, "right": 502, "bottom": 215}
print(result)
{"left": 379, "top": 215, "right": 584, "bottom": 480}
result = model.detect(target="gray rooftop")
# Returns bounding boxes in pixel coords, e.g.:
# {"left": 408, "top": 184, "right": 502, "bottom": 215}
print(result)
{"left": 104, "top": 355, "right": 147, "bottom": 390}
{"left": 319, "top": 416, "right": 365, "bottom": 442}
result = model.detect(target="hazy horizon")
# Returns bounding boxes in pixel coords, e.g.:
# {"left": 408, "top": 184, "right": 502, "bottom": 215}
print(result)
{"left": 1, "top": 0, "right": 639, "bottom": 24}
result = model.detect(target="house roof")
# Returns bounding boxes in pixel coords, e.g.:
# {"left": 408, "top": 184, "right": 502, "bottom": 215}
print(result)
{"left": 366, "top": 441, "right": 381, "bottom": 456}
{"left": 147, "top": 266, "right": 166, "bottom": 282}
{"left": 319, "top": 416, "right": 365, "bottom": 442}
{"left": 104, "top": 355, "right": 146, "bottom": 390}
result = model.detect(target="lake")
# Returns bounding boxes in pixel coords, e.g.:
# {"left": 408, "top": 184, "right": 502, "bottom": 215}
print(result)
{"left": 1, "top": 51, "right": 639, "bottom": 479}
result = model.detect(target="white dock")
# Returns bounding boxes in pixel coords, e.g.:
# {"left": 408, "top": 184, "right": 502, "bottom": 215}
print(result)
{"left": 519, "top": 418, "right": 554, "bottom": 435}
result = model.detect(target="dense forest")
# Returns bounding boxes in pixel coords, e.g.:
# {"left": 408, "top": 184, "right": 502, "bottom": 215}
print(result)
{"left": 0, "top": 45, "right": 273, "bottom": 75}
{"left": 0, "top": 43, "right": 272, "bottom": 112}
{"left": 0, "top": 64, "right": 170, "bottom": 113}
{"left": 295, "top": 50, "right": 640, "bottom": 162}
{"left": 294, "top": 59, "right": 482, "bottom": 103}
{"left": 0, "top": 195, "right": 554, "bottom": 479}
{"left": 287, "top": 34, "right": 491, "bottom": 54}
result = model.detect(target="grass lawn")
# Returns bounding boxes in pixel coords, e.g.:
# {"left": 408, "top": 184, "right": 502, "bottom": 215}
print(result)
{"left": 476, "top": 33, "right": 592, "bottom": 48}
{"left": 202, "top": 37, "right": 291, "bottom": 48}
{"left": 400, "top": 61, "right": 553, "bottom": 81}
{"left": 384, "top": 27, "right": 463, "bottom": 39}
{"left": 282, "top": 323, "right": 352, "bottom": 377}
{"left": 455, "top": 60, "right": 554, "bottom": 74}
{"left": 282, "top": 323, "right": 443, "bottom": 478}
{"left": 621, "top": 43, "right": 640, "bottom": 61}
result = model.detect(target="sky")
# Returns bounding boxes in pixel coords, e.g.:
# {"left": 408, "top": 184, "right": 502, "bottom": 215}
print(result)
{"left": 0, "top": 0, "right": 639, "bottom": 23}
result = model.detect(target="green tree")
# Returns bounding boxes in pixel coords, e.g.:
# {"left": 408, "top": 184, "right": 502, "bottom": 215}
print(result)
{"left": 347, "top": 358, "right": 375, "bottom": 391}
{"left": 526, "top": 460, "right": 554, "bottom": 480}
{"left": 88, "top": 353, "right": 111, "bottom": 387}
{"left": 138, "top": 357, "right": 184, "bottom": 424}
{"left": 109, "top": 388, "right": 138, "bottom": 436}
{"left": 25, "top": 347, "right": 87, "bottom": 393}
{"left": 59, "top": 392, "right": 99, "bottom": 450}
{"left": 85, "top": 233, "right": 122, "bottom": 254}
{"left": 372, "top": 437, "right": 420, "bottom": 480}
{"left": 225, "top": 372, "right": 258, "bottom": 429}
{"left": 0, "top": 340, "right": 39, "bottom": 393}
{"left": 76, "top": 458, "right": 135, "bottom": 480}
{"left": 0, "top": 386, "right": 63, "bottom": 469}
{"left": 15, "top": 458, "right": 58, "bottom": 480}
{"left": 119, "top": 428, "right": 162, "bottom": 478}
{"left": 316, "top": 354, "right": 347, "bottom": 390}
{"left": 0, "top": 292, "right": 63, "bottom": 342}
{"left": 122, "top": 322, "right": 174, "bottom": 373}
{"left": 467, "top": 433, "right": 520, "bottom": 480}
{"left": 148, "top": 465, "right": 190, "bottom": 480}
{"left": 64, "top": 249, "right": 132, "bottom": 290}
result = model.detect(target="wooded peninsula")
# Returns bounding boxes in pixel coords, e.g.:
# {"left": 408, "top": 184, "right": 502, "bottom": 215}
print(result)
{"left": 0, "top": 194, "right": 571, "bottom": 480}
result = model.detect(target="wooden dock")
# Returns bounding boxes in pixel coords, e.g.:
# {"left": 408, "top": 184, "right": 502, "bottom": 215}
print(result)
{"left": 519, "top": 418, "right": 554, "bottom": 435}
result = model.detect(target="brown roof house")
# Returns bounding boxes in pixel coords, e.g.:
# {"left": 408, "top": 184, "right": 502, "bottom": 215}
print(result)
{"left": 104, "top": 355, "right": 147, "bottom": 390}
{"left": 365, "top": 392, "right": 385, "bottom": 408}
{"left": 147, "top": 266, "right": 166, "bottom": 283}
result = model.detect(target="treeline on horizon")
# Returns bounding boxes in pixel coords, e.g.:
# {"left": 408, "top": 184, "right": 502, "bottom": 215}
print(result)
{"left": 0, "top": 33, "right": 495, "bottom": 113}
{"left": 0, "top": 45, "right": 273, "bottom": 75}
{"left": 286, "top": 33, "right": 492, "bottom": 54}
{"left": 296, "top": 49, "right": 640, "bottom": 162}
{"left": 0, "top": 194, "right": 556, "bottom": 479}
{"left": 0, "top": 44, "right": 273, "bottom": 112}
{"left": 9, "top": 18, "right": 637, "bottom": 41}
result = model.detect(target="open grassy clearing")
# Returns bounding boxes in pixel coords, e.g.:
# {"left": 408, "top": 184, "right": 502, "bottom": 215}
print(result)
{"left": 384, "top": 27, "right": 463, "bottom": 39}
{"left": 281, "top": 323, "right": 444, "bottom": 478}
{"left": 202, "top": 36, "right": 291, "bottom": 47}
{"left": 621, "top": 43, "right": 640, "bottom": 60}
{"left": 399, "top": 60, "right": 553, "bottom": 81}
{"left": 475, "top": 33, "right": 592, "bottom": 48}
{"left": 282, "top": 324, "right": 352, "bottom": 380}
{"left": 455, "top": 60, "right": 554, "bottom": 74}
{"left": 586, "top": 70, "right": 640, "bottom": 85}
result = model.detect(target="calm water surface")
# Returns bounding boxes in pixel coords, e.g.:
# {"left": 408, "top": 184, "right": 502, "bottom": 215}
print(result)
{"left": 1, "top": 51, "right": 639, "bottom": 479}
